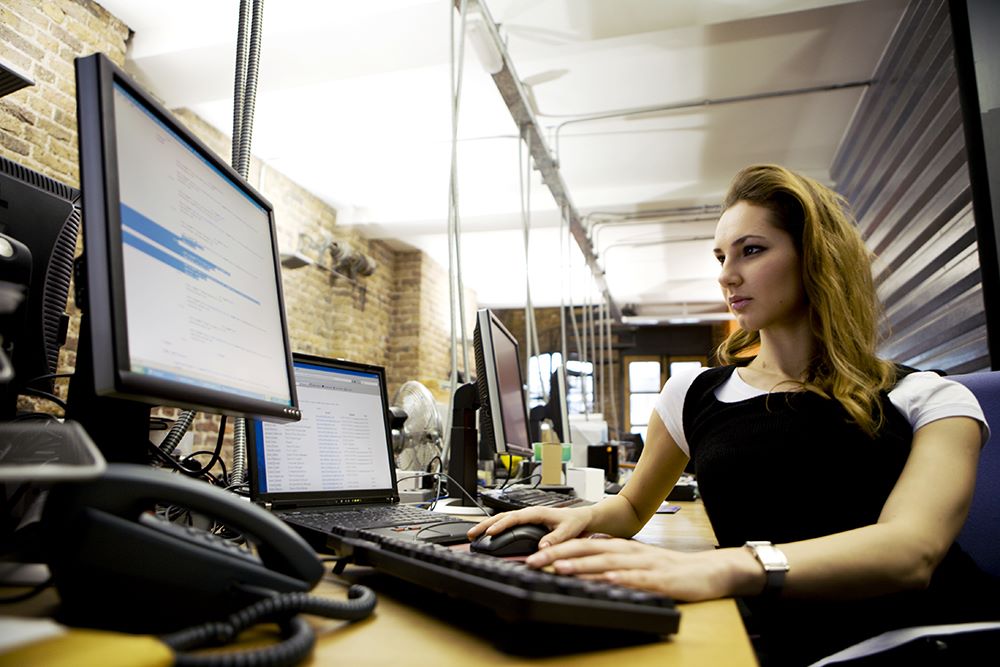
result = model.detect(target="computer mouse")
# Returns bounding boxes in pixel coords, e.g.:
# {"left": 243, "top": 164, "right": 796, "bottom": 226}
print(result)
{"left": 470, "top": 523, "right": 549, "bottom": 557}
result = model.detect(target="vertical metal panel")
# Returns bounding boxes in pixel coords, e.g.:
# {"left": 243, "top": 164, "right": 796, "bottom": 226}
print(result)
{"left": 832, "top": 0, "right": 989, "bottom": 373}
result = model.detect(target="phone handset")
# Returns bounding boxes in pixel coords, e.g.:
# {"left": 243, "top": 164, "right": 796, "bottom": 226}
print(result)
{"left": 41, "top": 463, "right": 326, "bottom": 633}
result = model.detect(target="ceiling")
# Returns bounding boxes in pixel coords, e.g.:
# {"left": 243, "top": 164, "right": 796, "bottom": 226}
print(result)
{"left": 96, "top": 0, "right": 908, "bottom": 323}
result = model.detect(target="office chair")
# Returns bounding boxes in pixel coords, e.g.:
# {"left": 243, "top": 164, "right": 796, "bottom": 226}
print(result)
{"left": 952, "top": 371, "right": 1000, "bottom": 578}
{"left": 810, "top": 370, "right": 1000, "bottom": 665}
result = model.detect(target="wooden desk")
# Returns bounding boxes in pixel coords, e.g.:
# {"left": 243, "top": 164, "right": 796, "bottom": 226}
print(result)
{"left": 1, "top": 501, "right": 757, "bottom": 666}
{"left": 308, "top": 500, "right": 758, "bottom": 666}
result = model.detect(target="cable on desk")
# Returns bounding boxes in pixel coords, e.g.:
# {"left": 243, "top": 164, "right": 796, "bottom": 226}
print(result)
{"left": 161, "top": 585, "right": 376, "bottom": 667}
{"left": 396, "top": 470, "right": 490, "bottom": 516}
{"left": 0, "top": 577, "right": 53, "bottom": 603}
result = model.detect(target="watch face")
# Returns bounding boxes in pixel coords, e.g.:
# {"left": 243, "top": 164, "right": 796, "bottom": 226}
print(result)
{"left": 748, "top": 542, "right": 789, "bottom": 570}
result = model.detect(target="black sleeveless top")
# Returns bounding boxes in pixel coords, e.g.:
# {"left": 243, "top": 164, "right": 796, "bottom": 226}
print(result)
{"left": 681, "top": 366, "right": 1000, "bottom": 665}
{"left": 682, "top": 365, "right": 912, "bottom": 547}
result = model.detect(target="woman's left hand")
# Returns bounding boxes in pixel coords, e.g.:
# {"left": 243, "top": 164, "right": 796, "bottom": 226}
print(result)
{"left": 524, "top": 537, "right": 753, "bottom": 602}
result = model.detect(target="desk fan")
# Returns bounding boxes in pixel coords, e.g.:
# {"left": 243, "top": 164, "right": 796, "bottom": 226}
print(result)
{"left": 390, "top": 381, "right": 442, "bottom": 472}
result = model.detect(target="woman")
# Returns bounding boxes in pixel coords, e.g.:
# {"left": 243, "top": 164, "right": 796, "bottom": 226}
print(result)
{"left": 468, "top": 164, "right": 995, "bottom": 665}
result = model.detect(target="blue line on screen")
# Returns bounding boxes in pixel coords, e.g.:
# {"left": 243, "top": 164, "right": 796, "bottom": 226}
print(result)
{"left": 120, "top": 204, "right": 225, "bottom": 275}
{"left": 122, "top": 225, "right": 261, "bottom": 306}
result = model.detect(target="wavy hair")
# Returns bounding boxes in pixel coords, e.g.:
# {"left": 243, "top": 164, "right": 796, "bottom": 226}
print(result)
{"left": 716, "top": 164, "right": 896, "bottom": 436}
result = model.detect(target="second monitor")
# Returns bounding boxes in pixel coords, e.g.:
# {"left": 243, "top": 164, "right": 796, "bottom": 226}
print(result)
{"left": 443, "top": 308, "right": 533, "bottom": 510}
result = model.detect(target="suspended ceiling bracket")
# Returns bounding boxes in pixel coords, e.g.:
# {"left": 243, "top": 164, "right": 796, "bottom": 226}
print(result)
{"left": 456, "top": 0, "right": 620, "bottom": 320}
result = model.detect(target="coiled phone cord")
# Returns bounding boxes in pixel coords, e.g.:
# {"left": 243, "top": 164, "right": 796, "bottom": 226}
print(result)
{"left": 161, "top": 585, "right": 376, "bottom": 667}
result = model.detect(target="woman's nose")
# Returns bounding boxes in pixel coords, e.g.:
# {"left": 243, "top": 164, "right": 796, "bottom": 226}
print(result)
{"left": 718, "top": 260, "right": 740, "bottom": 288}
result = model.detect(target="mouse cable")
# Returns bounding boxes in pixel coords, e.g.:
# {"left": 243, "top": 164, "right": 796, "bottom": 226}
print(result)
{"left": 161, "top": 585, "right": 376, "bottom": 667}
{"left": 0, "top": 577, "right": 54, "bottom": 604}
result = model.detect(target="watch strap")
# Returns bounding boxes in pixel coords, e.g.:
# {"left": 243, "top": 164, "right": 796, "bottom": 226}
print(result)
{"left": 745, "top": 540, "right": 789, "bottom": 597}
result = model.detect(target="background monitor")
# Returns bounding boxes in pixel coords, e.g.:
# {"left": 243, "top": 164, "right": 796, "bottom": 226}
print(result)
{"left": 67, "top": 53, "right": 300, "bottom": 463}
{"left": 0, "top": 155, "right": 80, "bottom": 419}
{"left": 528, "top": 366, "right": 571, "bottom": 444}
{"left": 473, "top": 308, "right": 532, "bottom": 459}
{"left": 569, "top": 413, "right": 609, "bottom": 448}
{"left": 546, "top": 364, "right": 570, "bottom": 442}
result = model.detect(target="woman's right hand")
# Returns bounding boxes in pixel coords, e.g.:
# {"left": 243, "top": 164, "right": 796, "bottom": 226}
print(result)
{"left": 466, "top": 505, "right": 594, "bottom": 549}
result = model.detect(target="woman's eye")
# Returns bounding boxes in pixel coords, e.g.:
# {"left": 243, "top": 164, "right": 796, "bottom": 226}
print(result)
{"left": 743, "top": 245, "right": 764, "bottom": 257}
{"left": 714, "top": 254, "right": 725, "bottom": 265}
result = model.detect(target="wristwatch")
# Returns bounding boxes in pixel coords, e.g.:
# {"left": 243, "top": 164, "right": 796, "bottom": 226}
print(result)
{"left": 744, "top": 541, "right": 789, "bottom": 597}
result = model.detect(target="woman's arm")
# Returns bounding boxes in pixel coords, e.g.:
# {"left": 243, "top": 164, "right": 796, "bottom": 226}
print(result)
{"left": 589, "top": 411, "right": 690, "bottom": 536}
{"left": 776, "top": 415, "right": 982, "bottom": 598}
{"left": 467, "top": 410, "right": 689, "bottom": 544}
{"left": 526, "top": 416, "right": 983, "bottom": 602}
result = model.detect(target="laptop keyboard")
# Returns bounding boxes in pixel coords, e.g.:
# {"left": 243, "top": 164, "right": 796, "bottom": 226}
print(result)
{"left": 285, "top": 504, "right": 440, "bottom": 531}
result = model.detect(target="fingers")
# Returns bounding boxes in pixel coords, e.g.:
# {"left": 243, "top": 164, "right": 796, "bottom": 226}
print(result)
{"left": 526, "top": 537, "right": 638, "bottom": 570}
{"left": 466, "top": 514, "right": 503, "bottom": 539}
{"left": 466, "top": 508, "right": 553, "bottom": 540}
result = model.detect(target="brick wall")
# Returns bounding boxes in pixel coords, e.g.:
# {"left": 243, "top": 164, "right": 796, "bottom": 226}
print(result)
{"left": 1, "top": 1, "right": 467, "bottom": 459}
{"left": 389, "top": 249, "right": 476, "bottom": 405}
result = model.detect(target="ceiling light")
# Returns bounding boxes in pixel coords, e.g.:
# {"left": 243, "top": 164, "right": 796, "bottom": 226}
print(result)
{"left": 464, "top": 8, "right": 503, "bottom": 74}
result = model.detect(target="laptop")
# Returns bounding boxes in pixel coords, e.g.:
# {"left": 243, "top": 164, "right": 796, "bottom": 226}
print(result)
{"left": 247, "top": 353, "right": 475, "bottom": 549}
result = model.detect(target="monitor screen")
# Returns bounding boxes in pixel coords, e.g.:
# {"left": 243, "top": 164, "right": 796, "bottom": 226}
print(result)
{"left": 248, "top": 355, "right": 396, "bottom": 504}
{"left": 69, "top": 53, "right": 299, "bottom": 460}
{"left": 473, "top": 308, "right": 532, "bottom": 458}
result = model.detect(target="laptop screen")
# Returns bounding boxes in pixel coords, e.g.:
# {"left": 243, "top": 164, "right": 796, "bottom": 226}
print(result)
{"left": 248, "top": 354, "right": 398, "bottom": 505}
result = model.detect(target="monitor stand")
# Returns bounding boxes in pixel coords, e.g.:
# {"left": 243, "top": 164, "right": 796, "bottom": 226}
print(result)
{"left": 65, "top": 310, "right": 152, "bottom": 465}
{"left": 432, "top": 382, "right": 488, "bottom": 517}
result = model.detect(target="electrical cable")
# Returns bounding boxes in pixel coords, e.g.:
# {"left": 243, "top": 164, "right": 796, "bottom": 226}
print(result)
{"left": 159, "top": 409, "right": 196, "bottom": 455}
{"left": 440, "top": 0, "right": 471, "bottom": 511}
{"left": 232, "top": 0, "right": 250, "bottom": 171}
{"left": 230, "top": 417, "right": 247, "bottom": 486}
{"left": 160, "top": 586, "right": 376, "bottom": 667}
{"left": 19, "top": 387, "right": 66, "bottom": 411}
{"left": 560, "top": 204, "right": 569, "bottom": 400}
{"left": 0, "top": 578, "right": 54, "bottom": 604}
{"left": 417, "top": 470, "right": 490, "bottom": 516}
{"left": 227, "top": 0, "right": 264, "bottom": 494}
{"left": 517, "top": 130, "right": 547, "bottom": 407}
{"left": 605, "top": 296, "right": 618, "bottom": 429}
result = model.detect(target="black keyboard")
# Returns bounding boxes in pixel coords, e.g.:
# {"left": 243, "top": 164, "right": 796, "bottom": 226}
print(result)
{"left": 480, "top": 486, "right": 593, "bottom": 513}
{"left": 334, "top": 530, "right": 680, "bottom": 635}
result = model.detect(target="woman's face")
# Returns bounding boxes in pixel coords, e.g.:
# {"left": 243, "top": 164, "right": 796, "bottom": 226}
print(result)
{"left": 713, "top": 201, "right": 807, "bottom": 333}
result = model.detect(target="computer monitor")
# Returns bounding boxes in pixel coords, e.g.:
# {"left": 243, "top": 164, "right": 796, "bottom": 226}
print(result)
{"left": 473, "top": 308, "right": 533, "bottom": 459}
{"left": 546, "top": 365, "right": 570, "bottom": 442}
{"left": 528, "top": 366, "right": 571, "bottom": 444}
{"left": 66, "top": 53, "right": 300, "bottom": 463}
{"left": 0, "top": 155, "right": 80, "bottom": 418}
{"left": 440, "top": 309, "right": 532, "bottom": 512}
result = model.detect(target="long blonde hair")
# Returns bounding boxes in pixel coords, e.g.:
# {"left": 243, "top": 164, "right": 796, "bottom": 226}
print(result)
{"left": 716, "top": 164, "right": 896, "bottom": 436}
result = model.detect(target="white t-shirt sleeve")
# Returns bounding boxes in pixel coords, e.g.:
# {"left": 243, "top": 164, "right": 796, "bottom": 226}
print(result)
{"left": 653, "top": 366, "right": 710, "bottom": 458}
{"left": 888, "top": 371, "right": 990, "bottom": 444}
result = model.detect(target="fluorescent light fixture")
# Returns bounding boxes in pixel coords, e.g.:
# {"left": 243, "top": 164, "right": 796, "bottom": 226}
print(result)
{"left": 464, "top": 9, "right": 503, "bottom": 74}
{"left": 621, "top": 312, "right": 734, "bottom": 326}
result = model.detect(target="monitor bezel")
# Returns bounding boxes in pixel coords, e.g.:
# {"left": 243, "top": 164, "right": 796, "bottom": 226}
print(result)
{"left": 75, "top": 52, "right": 299, "bottom": 422}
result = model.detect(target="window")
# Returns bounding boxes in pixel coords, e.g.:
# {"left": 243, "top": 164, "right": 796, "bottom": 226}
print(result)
{"left": 624, "top": 355, "right": 706, "bottom": 441}
{"left": 527, "top": 352, "right": 594, "bottom": 414}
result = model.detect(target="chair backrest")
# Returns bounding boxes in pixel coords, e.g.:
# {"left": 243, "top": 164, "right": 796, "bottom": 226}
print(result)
{"left": 950, "top": 371, "right": 1000, "bottom": 578}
